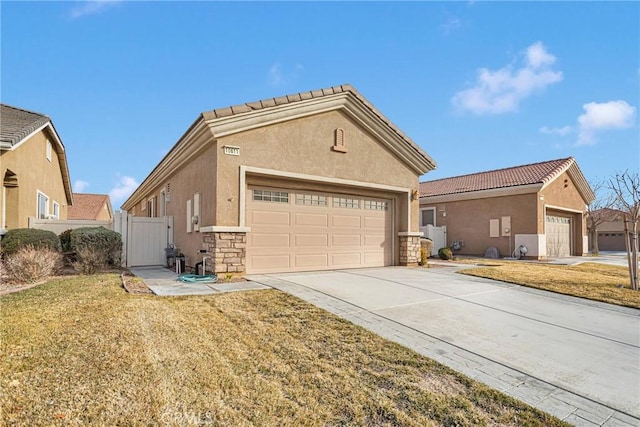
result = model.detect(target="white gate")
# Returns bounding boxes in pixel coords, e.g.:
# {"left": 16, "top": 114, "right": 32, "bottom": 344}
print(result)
{"left": 422, "top": 224, "right": 447, "bottom": 256}
{"left": 113, "top": 212, "right": 173, "bottom": 267}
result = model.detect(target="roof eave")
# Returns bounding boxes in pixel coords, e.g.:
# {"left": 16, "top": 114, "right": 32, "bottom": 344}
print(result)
{"left": 420, "top": 183, "right": 543, "bottom": 203}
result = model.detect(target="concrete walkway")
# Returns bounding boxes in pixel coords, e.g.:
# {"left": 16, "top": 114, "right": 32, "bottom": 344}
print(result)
{"left": 129, "top": 266, "right": 269, "bottom": 296}
{"left": 248, "top": 267, "right": 640, "bottom": 427}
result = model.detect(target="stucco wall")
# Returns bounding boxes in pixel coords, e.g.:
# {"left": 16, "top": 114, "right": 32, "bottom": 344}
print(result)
{"left": 1, "top": 129, "right": 68, "bottom": 229}
{"left": 421, "top": 193, "right": 538, "bottom": 257}
{"left": 540, "top": 171, "right": 588, "bottom": 254}
{"left": 216, "top": 110, "right": 420, "bottom": 229}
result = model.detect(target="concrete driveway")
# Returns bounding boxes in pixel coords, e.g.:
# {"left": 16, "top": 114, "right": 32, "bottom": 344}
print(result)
{"left": 249, "top": 267, "right": 640, "bottom": 426}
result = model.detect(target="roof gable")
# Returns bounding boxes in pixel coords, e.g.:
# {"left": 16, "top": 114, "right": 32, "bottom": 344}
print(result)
{"left": 0, "top": 103, "right": 74, "bottom": 205}
{"left": 68, "top": 193, "right": 112, "bottom": 220}
{"left": 420, "top": 157, "right": 595, "bottom": 203}
{"left": 123, "top": 84, "right": 436, "bottom": 210}
{"left": 1, "top": 104, "right": 50, "bottom": 149}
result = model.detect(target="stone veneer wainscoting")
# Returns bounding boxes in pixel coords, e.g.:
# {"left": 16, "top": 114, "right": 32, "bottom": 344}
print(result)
{"left": 202, "top": 232, "right": 247, "bottom": 274}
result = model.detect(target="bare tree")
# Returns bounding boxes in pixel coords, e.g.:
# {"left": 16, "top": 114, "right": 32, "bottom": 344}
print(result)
{"left": 586, "top": 180, "right": 613, "bottom": 255}
{"left": 608, "top": 171, "right": 639, "bottom": 291}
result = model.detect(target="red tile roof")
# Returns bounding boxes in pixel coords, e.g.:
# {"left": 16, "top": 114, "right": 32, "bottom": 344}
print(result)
{"left": 68, "top": 193, "right": 112, "bottom": 220}
{"left": 420, "top": 157, "right": 576, "bottom": 197}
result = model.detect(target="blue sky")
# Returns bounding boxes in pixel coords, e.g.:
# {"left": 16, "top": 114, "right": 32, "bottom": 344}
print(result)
{"left": 2, "top": 1, "right": 638, "bottom": 208}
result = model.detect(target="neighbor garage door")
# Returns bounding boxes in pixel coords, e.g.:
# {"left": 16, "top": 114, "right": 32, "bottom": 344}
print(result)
{"left": 598, "top": 232, "right": 626, "bottom": 251}
{"left": 246, "top": 187, "right": 392, "bottom": 273}
{"left": 546, "top": 215, "right": 571, "bottom": 257}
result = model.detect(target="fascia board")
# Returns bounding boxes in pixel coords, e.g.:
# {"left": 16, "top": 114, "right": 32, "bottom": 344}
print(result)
{"left": 420, "top": 183, "right": 542, "bottom": 204}
{"left": 122, "top": 121, "right": 212, "bottom": 210}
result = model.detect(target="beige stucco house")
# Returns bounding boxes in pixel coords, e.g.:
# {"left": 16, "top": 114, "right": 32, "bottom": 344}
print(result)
{"left": 589, "top": 208, "right": 628, "bottom": 252}
{"left": 122, "top": 84, "right": 436, "bottom": 274}
{"left": 1, "top": 104, "right": 73, "bottom": 234}
{"left": 67, "top": 193, "right": 113, "bottom": 221}
{"left": 419, "top": 158, "right": 595, "bottom": 259}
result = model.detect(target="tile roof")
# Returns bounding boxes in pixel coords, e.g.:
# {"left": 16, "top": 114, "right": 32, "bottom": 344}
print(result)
{"left": 420, "top": 157, "right": 576, "bottom": 197}
{"left": 67, "top": 194, "right": 112, "bottom": 220}
{"left": 0, "top": 104, "right": 51, "bottom": 148}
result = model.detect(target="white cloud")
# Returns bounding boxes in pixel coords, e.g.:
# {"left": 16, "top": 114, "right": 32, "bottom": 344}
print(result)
{"left": 539, "top": 125, "right": 573, "bottom": 136}
{"left": 452, "top": 41, "right": 563, "bottom": 115}
{"left": 576, "top": 100, "right": 636, "bottom": 146}
{"left": 70, "top": 1, "right": 121, "bottom": 20}
{"left": 441, "top": 17, "right": 461, "bottom": 34}
{"left": 109, "top": 175, "right": 139, "bottom": 205}
{"left": 73, "top": 179, "right": 90, "bottom": 192}
{"left": 267, "top": 63, "right": 303, "bottom": 87}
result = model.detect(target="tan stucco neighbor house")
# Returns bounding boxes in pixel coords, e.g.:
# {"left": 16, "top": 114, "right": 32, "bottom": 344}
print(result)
{"left": 67, "top": 193, "right": 113, "bottom": 221}
{"left": 589, "top": 208, "right": 628, "bottom": 252}
{"left": 0, "top": 104, "right": 73, "bottom": 234}
{"left": 122, "top": 84, "right": 436, "bottom": 274}
{"left": 419, "top": 157, "right": 595, "bottom": 259}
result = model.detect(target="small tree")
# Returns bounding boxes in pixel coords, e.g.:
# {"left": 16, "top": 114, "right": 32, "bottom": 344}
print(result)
{"left": 586, "top": 180, "right": 613, "bottom": 255}
{"left": 608, "top": 171, "right": 639, "bottom": 291}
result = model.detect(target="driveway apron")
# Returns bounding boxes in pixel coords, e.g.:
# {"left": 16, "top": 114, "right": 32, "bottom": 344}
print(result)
{"left": 248, "top": 267, "right": 640, "bottom": 426}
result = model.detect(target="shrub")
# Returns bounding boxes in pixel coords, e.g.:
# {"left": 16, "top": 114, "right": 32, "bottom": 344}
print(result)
{"left": 438, "top": 247, "right": 453, "bottom": 260}
{"left": 59, "top": 229, "right": 73, "bottom": 252}
{"left": 420, "top": 238, "right": 433, "bottom": 257}
{"left": 2, "top": 245, "right": 62, "bottom": 284}
{"left": 419, "top": 247, "right": 428, "bottom": 266}
{"left": 70, "top": 227, "right": 122, "bottom": 273}
{"left": 1, "top": 228, "right": 60, "bottom": 256}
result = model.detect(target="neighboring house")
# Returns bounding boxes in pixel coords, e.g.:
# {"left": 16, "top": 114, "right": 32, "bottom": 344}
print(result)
{"left": 122, "top": 84, "right": 436, "bottom": 274}
{"left": 0, "top": 104, "right": 73, "bottom": 234}
{"left": 589, "top": 208, "right": 628, "bottom": 252}
{"left": 419, "top": 157, "right": 595, "bottom": 259}
{"left": 67, "top": 193, "right": 113, "bottom": 221}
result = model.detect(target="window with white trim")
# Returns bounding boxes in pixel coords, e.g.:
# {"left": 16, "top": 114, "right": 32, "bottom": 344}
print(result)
{"left": 52, "top": 202, "right": 60, "bottom": 219}
{"left": 296, "top": 193, "right": 327, "bottom": 206}
{"left": 420, "top": 208, "right": 435, "bottom": 227}
{"left": 46, "top": 140, "right": 52, "bottom": 162}
{"left": 37, "top": 192, "right": 49, "bottom": 219}
{"left": 333, "top": 197, "right": 360, "bottom": 209}
{"left": 364, "top": 200, "right": 387, "bottom": 211}
{"left": 186, "top": 199, "right": 192, "bottom": 233}
{"left": 253, "top": 190, "right": 289, "bottom": 203}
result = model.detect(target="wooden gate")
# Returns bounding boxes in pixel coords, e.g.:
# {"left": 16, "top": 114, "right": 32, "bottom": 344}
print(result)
{"left": 113, "top": 212, "right": 173, "bottom": 267}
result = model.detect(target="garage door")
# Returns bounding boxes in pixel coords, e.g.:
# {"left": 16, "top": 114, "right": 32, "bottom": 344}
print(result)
{"left": 246, "top": 187, "right": 392, "bottom": 273}
{"left": 546, "top": 215, "right": 571, "bottom": 257}
{"left": 598, "top": 232, "right": 626, "bottom": 251}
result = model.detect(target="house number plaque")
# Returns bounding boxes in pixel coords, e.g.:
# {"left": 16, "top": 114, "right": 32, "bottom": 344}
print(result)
{"left": 223, "top": 145, "right": 240, "bottom": 156}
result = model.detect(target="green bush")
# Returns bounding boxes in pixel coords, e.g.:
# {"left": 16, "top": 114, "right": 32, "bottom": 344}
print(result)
{"left": 59, "top": 229, "right": 73, "bottom": 252}
{"left": 0, "top": 228, "right": 60, "bottom": 256}
{"left": 438, "top": 247, "right": 453, "bottom": 260}
{"left": 70, "top": 227, "right": 122, "bottom": 273}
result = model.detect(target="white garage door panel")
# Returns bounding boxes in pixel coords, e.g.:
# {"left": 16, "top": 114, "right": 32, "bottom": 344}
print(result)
{"left": 247, "top": 187, "right": 392, "bottom": 273}
{"left": 295, "top": 254, "right": 328, "bottom": 268}
{"left": 252, "top": 233, "right": 290, "bottom": 248}
{"left": 252, "top": 255, "right": 290, "bottom": 271}
{"left": 333, "top": 215, "right": 361, "bottom": 227}
{"left": 295, "top": 234, "right": 328, "bottom": 247}
{"left": 295, "top": 213, "right": 328, "bottom": 226}
{"left": 546, "top": 215, "right": 571, "bottom": 257}
{"left": 252, "top": 210, "right": 290, "bottom": 226}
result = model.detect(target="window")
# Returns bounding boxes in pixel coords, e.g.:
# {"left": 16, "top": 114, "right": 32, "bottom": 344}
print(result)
{"left": 364, "top": 200, "right": 387, "bottom": 211}
{"left": 333, "top": 197, "right": 359, "bottom": 209}
{"left": 37, "top": 192, "right": 49, "bottom": 219}
{"left": 253, "top": 189, "right": 289, "bottom": 203}
{"left": 296, "top": 193, "right": 327, "bottom": 206}
{"left": 147, "top": 197, "right": 157, "bottom": 218}
{"left": 186, "top": 199, "right": 192, "bottom": 233}
{"left": 420, "top": 208, "right": 435, "bottom": 227}
{"left": 46, "top": 140, "right": 52, "bottom": 162}
{"left": 52, "top": 202, "right": 60, "bottom": 219}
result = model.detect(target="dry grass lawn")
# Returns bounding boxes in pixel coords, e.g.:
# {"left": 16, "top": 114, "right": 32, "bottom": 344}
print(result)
{"left": 459, "top": 261, "right": 639, "bottom": 308}
{"left": 0, "top": 274, "right": 567, "bottom": 426}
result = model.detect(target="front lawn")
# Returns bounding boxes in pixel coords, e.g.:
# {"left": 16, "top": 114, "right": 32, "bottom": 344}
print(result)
{"left": 0, "top": 274, "right": 566, "bottom": 426}
{"left": 459, "top": 261, "right": 639, "bottom": 308}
